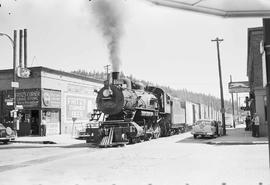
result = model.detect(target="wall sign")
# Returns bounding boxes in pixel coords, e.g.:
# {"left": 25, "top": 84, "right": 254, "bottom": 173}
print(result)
{"left": 66, "top": 95, "right": 94, "bottom": 120}
{"left": 2, "top": 89, "right": 41, "bottom": 108}
{"left": 42, "top": 89, "right": 61, "bottom": 108}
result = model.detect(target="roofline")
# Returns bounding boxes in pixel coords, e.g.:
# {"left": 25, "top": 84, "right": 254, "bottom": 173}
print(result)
{"left": 0, "top": 66, "right": 103, "bottom": 84}
{"left": 148, "top": 0, "right": 270, "bottom": 18}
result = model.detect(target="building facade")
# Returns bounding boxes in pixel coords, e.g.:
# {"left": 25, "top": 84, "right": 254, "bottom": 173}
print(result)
{"left": 247, "top": 27, "right": 268, "bottom": 136}
{"left": 0, "top": 67, "right": 103, "bottom": 136}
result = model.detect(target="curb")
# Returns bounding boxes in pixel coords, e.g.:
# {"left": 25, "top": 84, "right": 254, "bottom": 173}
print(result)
{"left": 206, "top": 141, "right": 268, "bottom": 145}
{"left": 11, "top": 140, "right": 57, "bottom": 144}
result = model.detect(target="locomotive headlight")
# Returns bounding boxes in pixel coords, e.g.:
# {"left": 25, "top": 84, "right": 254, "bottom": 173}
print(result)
{"left": 102, "top": 89, "right": 112, "bottom": 97}
{"left": 103, "top": 89, "right": 111, "bottom": 97}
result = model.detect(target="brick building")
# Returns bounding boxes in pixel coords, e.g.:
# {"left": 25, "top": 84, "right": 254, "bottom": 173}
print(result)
{"left": 247, "top": 27, "right": 268, "bottom": 136}
{"left": 0, "top": 66, "right": 103, "bottom": 136}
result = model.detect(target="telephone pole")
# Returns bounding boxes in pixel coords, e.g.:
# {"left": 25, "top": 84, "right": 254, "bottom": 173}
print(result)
{"left": 104, "top": 64, "right": 110, "bottom": 84}
{"left": 212, "top": 37, "right": 226, "bottom": 135}
{"left": 230, "top": 75, "right": 235, "bottom": 128}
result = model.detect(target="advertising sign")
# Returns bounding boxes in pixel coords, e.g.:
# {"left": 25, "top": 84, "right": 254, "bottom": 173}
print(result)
{"left": 3, "top": 89, "right": 41, "bottom": 108}
{"left": 16, "top": 89, "right": 40, "bottom": 107}
{"left": 42, "top": 89, "right": 61, "bottom": 108}
{"left": 17, "top": 67, "right": 31, "bottom": 78}
{"left": 228, "top": 81, "right": 250, "bottom": 93}
{"left": 66, "top": 95, "right": 95, "bottom": 120}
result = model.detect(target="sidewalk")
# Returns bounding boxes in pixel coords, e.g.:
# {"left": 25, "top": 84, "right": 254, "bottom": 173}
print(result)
{"left": 207, "top": 124, "right": 269, "bottom": 145}
{"left": 11, "top": 134, "right": 86, "bottom": 146}
{"left": 11, "top": 124, "right": 269, "bottom": 146}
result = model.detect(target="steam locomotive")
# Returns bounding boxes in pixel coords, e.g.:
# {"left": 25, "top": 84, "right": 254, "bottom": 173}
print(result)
{"left": 85, "top": 72, "right": 186, "bottom": 147}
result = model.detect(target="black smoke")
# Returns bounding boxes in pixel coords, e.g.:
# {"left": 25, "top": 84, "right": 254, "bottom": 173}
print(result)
{"left": 91, "top": 0, "right": 125, "bottom": 72}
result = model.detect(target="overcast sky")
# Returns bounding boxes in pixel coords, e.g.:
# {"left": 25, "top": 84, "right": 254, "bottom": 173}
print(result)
{"left": 0, "top": 0, "right": 262, "bottom": 100}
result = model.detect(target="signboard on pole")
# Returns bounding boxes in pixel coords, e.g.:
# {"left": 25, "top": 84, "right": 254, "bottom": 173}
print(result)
{"left": 228, "top": 81, "right": 250, "bottom": 93}
{"left": 5, "top": 98, "right": 13, "bottom": 106}
{"left": 17, "top": 67, "right": 30, "bottom": 78}
{"left": 11, "top": 81, "right": 19, "bottom": 88}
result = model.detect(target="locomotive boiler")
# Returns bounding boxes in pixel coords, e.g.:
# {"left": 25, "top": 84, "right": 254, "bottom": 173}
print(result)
{"left": 86, "top": 72, "right": 183, "bottom": 147}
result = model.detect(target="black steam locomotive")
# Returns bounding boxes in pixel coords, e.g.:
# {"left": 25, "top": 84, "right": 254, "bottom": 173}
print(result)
{"left": 85, "top": 72, "right": 185, "bottom": 147}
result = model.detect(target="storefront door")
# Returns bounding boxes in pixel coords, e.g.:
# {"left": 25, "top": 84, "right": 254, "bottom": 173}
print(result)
{"left": 30, "top": 110, "right": 40, "bottom": 135}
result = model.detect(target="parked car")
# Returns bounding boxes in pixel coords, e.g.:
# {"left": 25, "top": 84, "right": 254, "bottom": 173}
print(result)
{"left": 191, "top": 119, "right": 223, "bottom": 139}
{"left": 225, "top": 114, "right": 234, "bottom": 128}
{"left": 225, "top": 121, "right": 233, "bottom": 128}
{"left": 76, "top": 121, "right": 101, "bottom": 140}
{"left": 0, "top": 123, "right": 15, "bottom": 144}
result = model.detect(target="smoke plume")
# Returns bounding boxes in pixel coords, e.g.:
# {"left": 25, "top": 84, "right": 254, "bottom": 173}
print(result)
{"left": 91, "top": 0, "right": 125, "bottom": 72}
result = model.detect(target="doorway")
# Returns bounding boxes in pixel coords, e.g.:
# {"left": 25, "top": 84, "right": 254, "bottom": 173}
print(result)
{"left": 30, "top": 110, "right": 40, "bottom": 135}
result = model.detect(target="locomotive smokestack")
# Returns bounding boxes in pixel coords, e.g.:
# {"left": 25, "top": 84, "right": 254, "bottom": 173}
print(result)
{"left": 112, "top": 72, "right": 119, "bottom": 81}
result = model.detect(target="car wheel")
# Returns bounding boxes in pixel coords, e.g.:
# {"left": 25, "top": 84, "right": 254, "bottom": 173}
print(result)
{"left": 3, "top": 140, "right": 9, "bottom": 144}
{"left": 193, "top": 135, "right": 197, "bottom": 139}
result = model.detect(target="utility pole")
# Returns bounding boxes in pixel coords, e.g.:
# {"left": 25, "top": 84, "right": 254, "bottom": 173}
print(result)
{"left": 212, "top": 37, "right": 226, "bottom": 135}
{"left": 104, "top": 64, "right": 110, "bottom": 84}
{"left": 236, "top": 93, "right": 239, "bottom": 124}
{"left": 13, "top": 30, "right": 17, "bottom": 134}
{"left": 230, "top": 75, "right": 235, "bottom": 128}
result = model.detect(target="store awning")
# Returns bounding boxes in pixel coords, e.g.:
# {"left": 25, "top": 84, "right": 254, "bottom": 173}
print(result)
{"left": 147, "top": 0, "right": 270, "bottom": 18}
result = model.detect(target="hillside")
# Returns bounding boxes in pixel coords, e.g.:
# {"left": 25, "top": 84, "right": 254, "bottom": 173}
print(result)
{"left": 71, "top": 69, "right": 233, "bottom": 113}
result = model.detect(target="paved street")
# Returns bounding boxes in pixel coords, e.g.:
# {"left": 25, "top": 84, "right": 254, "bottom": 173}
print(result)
{"left": 0, "top": 130, "right": 269, "bottom": 185}
{"left": 0, "top": 143, "right": 96, "bottom": 172}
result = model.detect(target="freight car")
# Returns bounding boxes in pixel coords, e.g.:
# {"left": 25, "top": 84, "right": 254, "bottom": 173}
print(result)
{"left": 85, "top": 72, "right": 186, "bottom": 147}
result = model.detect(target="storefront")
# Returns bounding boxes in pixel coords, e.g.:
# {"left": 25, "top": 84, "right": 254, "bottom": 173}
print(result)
{"left": 0, "top": 66, "right": 103, "bottom": 136}
{"left": 0, "top": 88, "right": 61, "bottom": 136}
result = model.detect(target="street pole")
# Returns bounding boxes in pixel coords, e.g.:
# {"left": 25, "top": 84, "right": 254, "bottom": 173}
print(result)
{"left": 236, "top": 93, "right": 239, "bottom": 123}
{"left": 230, "top": 75, "right": 235, "bottom": 128}
{"left": 212, "top": 37, "right": 226, "bottom": 135}
{"left": 0, "top": 30, "right": 17, "bottom": 133}
{"left": 263, "top": 18, "right": 270, "bottom": 168}
{"left": 13, "top": 30, "right": 17, "bottom": 134}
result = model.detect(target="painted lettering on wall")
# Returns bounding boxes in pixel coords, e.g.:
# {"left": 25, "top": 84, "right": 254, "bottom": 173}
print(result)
{"left": 66, "top": 96, "right": 95, "bottom": 120}
{"left": 3, "top": 89, "right": 41, "bottom": 108}
{"left": 42, "top": 89, "right": 61, "bottom": 108}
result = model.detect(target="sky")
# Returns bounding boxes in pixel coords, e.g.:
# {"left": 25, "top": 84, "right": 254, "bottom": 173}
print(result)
{"left": 0, "top": 0, "right": 263, "bottom": 101}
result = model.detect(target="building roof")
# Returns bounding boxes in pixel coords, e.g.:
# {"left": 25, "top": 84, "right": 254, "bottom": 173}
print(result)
{"left": 147, "top": 0, "right": 270, "bottom": 18}
{"left": 0, "top": 66, "right": 103, "bottom": 84}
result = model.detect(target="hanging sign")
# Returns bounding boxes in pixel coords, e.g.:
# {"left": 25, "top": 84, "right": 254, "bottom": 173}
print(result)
{"left": 228, "top": 81, "right": 250, "bottom": 93}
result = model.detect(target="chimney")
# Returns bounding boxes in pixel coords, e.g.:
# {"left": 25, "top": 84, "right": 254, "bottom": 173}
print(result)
{"left": 24, "top": 29, "right": 27, "bottom": 68}
{"left": 19, "top": 29, "right": 23, "bottom": 68}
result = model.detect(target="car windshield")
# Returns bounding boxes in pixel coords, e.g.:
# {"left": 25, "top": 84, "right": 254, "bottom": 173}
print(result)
{"left": 196, "top": 120, "right": 212, "bottom": 125}
{"left": 0, "top": 123, "right": 6, "bottom": 129}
